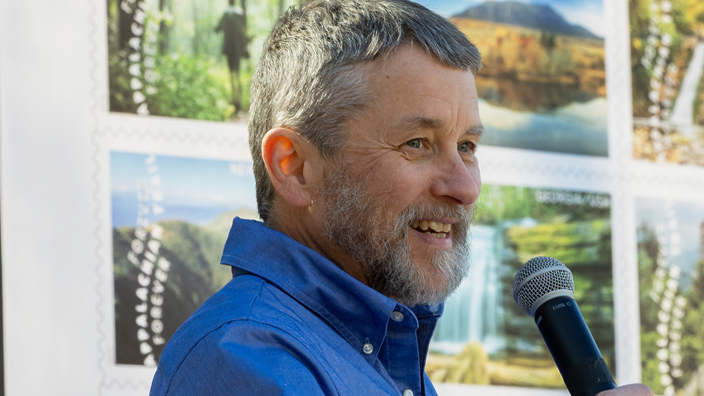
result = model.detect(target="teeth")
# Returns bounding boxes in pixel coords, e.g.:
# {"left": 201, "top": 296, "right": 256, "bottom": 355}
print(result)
{"left": 411, "top": 220, "right": 452, "bottom": 234}
{"left": 438, "top": 232, "right": 446, "bottom": 238}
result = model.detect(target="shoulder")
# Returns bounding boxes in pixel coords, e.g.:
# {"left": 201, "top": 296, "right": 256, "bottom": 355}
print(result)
{"left": 150, "top": 275, "right": 339, "bottom": 396}
{"left": 152, "top": 320, "right": 338, "bottom": 396}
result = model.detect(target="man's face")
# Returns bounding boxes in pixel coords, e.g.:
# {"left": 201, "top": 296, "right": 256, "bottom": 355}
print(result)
{"left": 317, "top": 45, "right": 482, "bottom": 306}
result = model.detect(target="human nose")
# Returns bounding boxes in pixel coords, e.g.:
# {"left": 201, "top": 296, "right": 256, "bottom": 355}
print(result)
{"left": 430, "top": 153, "right": 480, "bottom": 206}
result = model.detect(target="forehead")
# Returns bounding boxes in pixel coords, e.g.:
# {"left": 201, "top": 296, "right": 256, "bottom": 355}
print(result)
{"left": 355, "top": 45, "right": 480, "bottom": 137}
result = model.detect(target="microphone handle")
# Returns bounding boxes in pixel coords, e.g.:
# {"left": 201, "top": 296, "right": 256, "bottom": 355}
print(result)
{"left": 534, "top": 296, "right": 617, "bottom": 396}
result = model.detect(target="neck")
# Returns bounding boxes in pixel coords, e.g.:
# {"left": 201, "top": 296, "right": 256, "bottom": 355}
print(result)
{"left": 268, "top": 204, "right": 370, "bottom": 287}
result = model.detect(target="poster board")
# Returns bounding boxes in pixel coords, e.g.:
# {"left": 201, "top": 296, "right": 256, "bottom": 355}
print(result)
{"left": 1, "top": 0, "right": 704, "bottom": 395}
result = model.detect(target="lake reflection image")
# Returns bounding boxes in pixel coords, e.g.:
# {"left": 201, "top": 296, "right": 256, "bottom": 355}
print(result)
{"left": 416, "top": 0, "right": 608, "bottom": 156}
{"left": 477, "top": 76, "right": 608, "bottom": 156}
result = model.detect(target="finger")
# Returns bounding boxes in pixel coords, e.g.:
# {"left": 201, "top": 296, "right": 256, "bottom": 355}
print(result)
{"left": 597, "top": 384, "right": 654, "bottom": 396}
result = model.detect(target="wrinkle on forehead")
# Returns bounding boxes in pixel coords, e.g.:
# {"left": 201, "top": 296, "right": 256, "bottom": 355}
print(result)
{"left": 392, "top": 115, "right": 485, "bottom": 138}
{"left": 395, "top": 116, "right": 444, "bottom": 131}
{"left": 344, "top": 45, "right": 481, "bottom": 144}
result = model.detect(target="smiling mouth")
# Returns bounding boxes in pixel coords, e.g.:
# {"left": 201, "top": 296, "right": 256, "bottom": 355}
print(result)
{"left": 410, "top": 220, "right": 452, "bottom": 239}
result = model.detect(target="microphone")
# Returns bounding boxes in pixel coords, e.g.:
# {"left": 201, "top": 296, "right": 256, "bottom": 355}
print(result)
{"left": 512, "top": 256, "right": 617, "bottom": 396}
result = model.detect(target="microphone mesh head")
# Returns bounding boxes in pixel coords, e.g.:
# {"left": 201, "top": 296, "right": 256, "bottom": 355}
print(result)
{"left": 513, "top": 256, "right": 575, "bottom": 316}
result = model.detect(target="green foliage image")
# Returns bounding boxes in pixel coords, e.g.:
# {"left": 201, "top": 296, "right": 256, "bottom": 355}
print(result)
{"left": 147, "top": 54, "right": 235, "bottom": 121}
{"left": 110, "top": 53, "right": 236, "bottom": 121}
{"left": 637, "top": 219, "right": 704, "bottom": 395}
{"left": 106, "top": 0, "right": 301, "bottom": 121}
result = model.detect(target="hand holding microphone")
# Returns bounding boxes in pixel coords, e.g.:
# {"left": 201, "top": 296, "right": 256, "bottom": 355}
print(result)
{"left": 513, "top": 256, "right": 653, "bottom": 396}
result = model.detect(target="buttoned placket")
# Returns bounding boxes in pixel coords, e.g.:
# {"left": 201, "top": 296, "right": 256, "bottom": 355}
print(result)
{"left": 377, "top": 305, "right": 423, "bottom": 396}
{"left": 218, "top": 219, "right": 442, "bottom": 396}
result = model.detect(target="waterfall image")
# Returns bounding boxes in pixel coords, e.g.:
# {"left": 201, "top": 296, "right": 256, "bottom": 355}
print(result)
{"left": 426, "top": 184, "right": 614, "bottom": 390}
{"left": 433, "top": 224, "right": 505, "bottom": 354}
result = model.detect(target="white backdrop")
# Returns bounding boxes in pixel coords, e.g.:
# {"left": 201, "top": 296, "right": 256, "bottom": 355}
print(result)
{"left": 2, "top": 0, "right": 704, "bottom": 395}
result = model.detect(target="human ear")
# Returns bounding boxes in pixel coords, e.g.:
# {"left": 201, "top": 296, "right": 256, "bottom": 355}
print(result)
{"left": 261, "top": 128, "right": 316, "bottom": 208}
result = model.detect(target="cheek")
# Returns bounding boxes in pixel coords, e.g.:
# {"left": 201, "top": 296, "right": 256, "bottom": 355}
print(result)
{"left": 365, "top": 161, "right": 416, "bottom": 191}
{"left": 380, "top": 168, "right": 430, "bottom": 208}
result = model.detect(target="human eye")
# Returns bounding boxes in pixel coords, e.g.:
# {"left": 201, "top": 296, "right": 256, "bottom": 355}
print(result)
{"left": 405, "top": 138, "right": 423, "bottom": 149}
{"left": 458, "top": 141, "right": 476, "bottom": 153}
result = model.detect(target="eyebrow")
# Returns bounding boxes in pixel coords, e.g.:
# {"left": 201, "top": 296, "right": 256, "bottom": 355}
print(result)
{"left": 467, "top": 124, "right": 485, "bottom": 137}
{"left": 396, "top": 116, "right": 485, "bottom": 137}
{"left": 396, "top": 116, "right": 444, "bottom": 131}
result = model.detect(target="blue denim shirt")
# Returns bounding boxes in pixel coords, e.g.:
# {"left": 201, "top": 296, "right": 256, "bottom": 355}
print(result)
{"left": 150, "top": 218, "right": 444, "bottom": 396}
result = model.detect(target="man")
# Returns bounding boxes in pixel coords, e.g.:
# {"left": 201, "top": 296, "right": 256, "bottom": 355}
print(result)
{"left": 150, "top": 1, "right": 653, "bottom": 395}
{"left": 215, "top": 0, "right": 249, "bottom": 113}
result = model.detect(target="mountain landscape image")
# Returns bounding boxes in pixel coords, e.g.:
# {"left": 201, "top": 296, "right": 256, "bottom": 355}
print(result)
{"left": 113, "top": 208, "right": 259, "bottom": 365}
{"left": 450, "top": 1, "right": 605, "bottom": 97}
{"left": 416, "top": 0, "right": 608, "bottom": 156}
{"left": 454, "top": 1, "right": 600, "bottom": 39}
{"left": 110, "top": 151, "right": 261, "bottom": 365}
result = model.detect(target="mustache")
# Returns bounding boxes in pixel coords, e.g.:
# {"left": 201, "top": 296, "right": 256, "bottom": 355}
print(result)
{"left": 395, "top": 203, "right": 474, "bottom": 233}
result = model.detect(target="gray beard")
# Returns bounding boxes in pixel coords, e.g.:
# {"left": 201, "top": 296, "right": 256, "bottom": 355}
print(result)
{"left": 319, "top": 162, "right": 472, "bottom": 306}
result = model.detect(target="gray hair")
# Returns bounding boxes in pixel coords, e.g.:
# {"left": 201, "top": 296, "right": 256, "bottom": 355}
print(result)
{"left": 249, "top": 0, "right": 482, "bottom": 223}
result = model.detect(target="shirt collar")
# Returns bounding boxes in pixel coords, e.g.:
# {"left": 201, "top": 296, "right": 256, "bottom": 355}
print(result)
{"left": 220, "top": 218, "right": 443, "bottom": 364}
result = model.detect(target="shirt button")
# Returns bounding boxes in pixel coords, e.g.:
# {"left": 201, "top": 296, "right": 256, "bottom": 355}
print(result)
{"left": 403, "top": 390, "right": 414, "bottom": 396}
{"left": 363, "top": 343, "right": 374, "bottom": 354}
{"left": 391, "top": 311, "right": 404, "bottom": 322}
